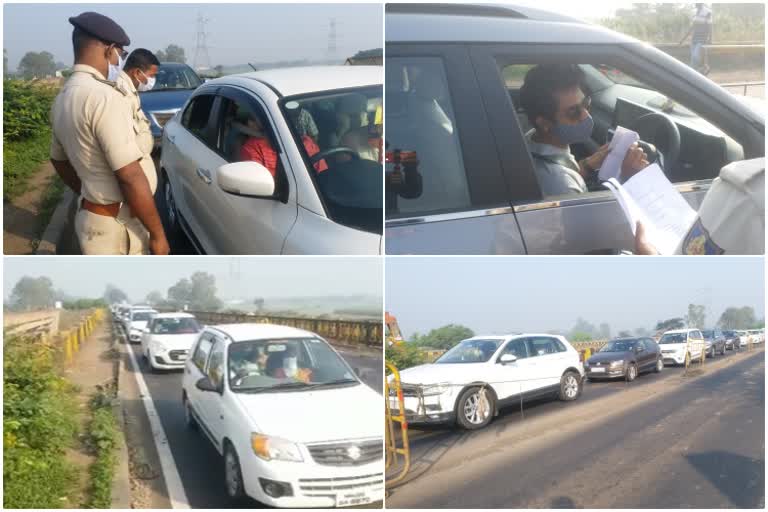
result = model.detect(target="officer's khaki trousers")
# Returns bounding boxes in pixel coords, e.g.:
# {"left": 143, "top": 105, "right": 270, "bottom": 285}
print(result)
{"left": 75, "top": 206, "right": 150, "bottom": 255}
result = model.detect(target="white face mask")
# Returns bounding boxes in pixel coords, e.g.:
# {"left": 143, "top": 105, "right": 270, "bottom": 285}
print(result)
{"left": 137, "top": 70, "right": 156, "bottom": 92}
{"left": 283, "top": 357, "right": 298, "bottom": 377}
{"left": 107, "top": 48, "right": 125, "bottom": 82}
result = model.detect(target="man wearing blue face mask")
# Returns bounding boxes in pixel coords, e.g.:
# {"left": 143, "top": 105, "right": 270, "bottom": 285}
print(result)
{"left": 520, "top": 64, "right": 648, "bottom": 197}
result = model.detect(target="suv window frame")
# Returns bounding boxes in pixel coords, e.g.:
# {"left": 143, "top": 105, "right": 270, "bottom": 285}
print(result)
{"left": 498, "top": 338, "right": 530, "bottom": 361}
{"left": 385, "top": 43, "right": 518, "bottom": 222}
{"left": 181, "top": 92, "right": 219, "bottom": 149}
{"left": 523, "top": 336, "right": 563, "bottom": 358}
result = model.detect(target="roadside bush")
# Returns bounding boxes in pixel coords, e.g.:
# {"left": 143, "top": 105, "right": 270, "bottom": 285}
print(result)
{"left": 3, "top": 79, "right": 58, "bottom": 142}
{"left": 3, "top": 334, "right": 79, "bottom": 508}
{"left": 386, "top": 342, "right": 426, "bottom": 372}
{"left": 85, "top": 386, "right": 120, "bottom": 509}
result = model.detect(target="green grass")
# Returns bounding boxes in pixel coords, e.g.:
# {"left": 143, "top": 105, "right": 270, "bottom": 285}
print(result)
{"left": 3, "top": 334, "right": 80, "bottom": 508}
{"left": 3, "top": 126, "right": 52, "bottom": 201}
{"left": 85, "top": 387, "right": 120, "bottom": 509}
{"left": 31, "top": 174, "right": 67, "bottom": 252}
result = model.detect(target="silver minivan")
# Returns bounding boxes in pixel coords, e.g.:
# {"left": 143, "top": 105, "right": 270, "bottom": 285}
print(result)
{"left": 385, "top": 4, "right": 764, "bottom": 254}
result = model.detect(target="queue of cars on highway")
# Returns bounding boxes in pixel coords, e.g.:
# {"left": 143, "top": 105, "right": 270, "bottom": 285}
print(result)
{"left": 389, "top": 326, "right": 764, "bottom": 431}
{"left": 109, "top": 304, "right": 384, "bottom": 508}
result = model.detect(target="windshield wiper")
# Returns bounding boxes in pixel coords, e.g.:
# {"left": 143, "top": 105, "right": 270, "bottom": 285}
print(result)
{"left": 236, "top": 381, "right": 311, "bottom": 393}
{"left": 303, "top": 378, "right": 359, "bottom": 390}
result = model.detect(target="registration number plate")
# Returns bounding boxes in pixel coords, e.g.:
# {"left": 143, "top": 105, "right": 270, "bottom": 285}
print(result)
{"left": 589, "top": 367, "right": 606, "bottom": 373}
{"left": 336, "top": 491, "right": 375, "bottom": 507}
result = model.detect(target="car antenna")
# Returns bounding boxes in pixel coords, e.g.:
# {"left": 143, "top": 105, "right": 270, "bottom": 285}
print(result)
{"left": 247, "top": 62, "right": 258, "bottom": 72}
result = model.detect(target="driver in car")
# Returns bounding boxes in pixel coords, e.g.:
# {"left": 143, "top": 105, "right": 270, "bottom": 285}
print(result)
{"left": 520, "top": 64, "right": 649, "bottom": 197}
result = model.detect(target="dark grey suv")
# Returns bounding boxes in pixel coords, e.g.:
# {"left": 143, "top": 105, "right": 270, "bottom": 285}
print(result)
{"left": 702, "top": 328, "right": 727, "bottom": 357}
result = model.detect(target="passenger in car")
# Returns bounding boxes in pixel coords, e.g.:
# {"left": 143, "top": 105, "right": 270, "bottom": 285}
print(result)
{"left": 239, "top": 113, "right": 327, "bottom": 175}
{"left": 519, "top": 64, "right": 648, "bottom": 197}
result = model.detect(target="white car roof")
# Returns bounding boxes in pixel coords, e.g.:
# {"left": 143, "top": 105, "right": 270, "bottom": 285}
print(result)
{"left": 464, "top": 333, "right": 562, "bottom": 342}
{"left": 208, "top": 323, "right": 317, "bottom": 342}
{"left": 152, "top": 312, "right": 195, "bottom": 319}
{"left": 386, "top": 4, "right": 639, "bottom": 45}
{"left": 663, "top": 329, "right": 696, "bottom": 335}
{"left": 209, "top": 66, "right": 382, "bottom": 97}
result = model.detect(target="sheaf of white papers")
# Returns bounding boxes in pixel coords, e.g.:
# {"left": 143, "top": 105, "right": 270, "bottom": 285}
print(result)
{"left": 603, "top": 163, "right": 697, "bottom": 255}
{"left": 598, "top": 126, "right": 640, "bottom": 182}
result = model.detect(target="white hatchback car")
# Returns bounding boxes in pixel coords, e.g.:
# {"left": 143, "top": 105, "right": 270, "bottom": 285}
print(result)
{"left": 658, "top": 329, "right": 705, "bottom": 365}
{"left": 125, "top": 307, "right": 158, "bottom": 343}
{"left": 140, "top": 313, "right": 202, "bottom": 371}
{"left": 181, "top": 324, "right": 383, "bottom": 507}
{"left": 161, "top": 66, "right": 383, "bottom": 255}
{"left": 389, "top": 334, "right": 584, "bottom": 430}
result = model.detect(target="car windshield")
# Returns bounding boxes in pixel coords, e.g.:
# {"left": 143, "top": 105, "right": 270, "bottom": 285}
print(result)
{"left": 150, "top": 65, "right": 202, "bottom": 91}
{"left": 281, "top": 86, "right": 383, "bottom": 235}
{"left": 600, "top": 340, "right": 637, "bottom": 352}
{"left": 434, "top": 339, "right": 502, "bottom": 364}
{"left": 228, "top": 338, "right": 357, "bottom": 392}
{"left": 702, "top": 330, "right": 715, "bottom": 339}
{"left": 151, "top": 317, "right": 201, "bottom": 334}
{"left": 132, "top": 311, "right": 154, "bottom": 321}
{"left": 660, "top": 333, "right": 688, "bottom": 344}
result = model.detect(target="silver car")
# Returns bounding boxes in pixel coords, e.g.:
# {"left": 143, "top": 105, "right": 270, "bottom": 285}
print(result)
{"left": 161, "top": 66, "right": 383, "bottom": 254}
{"left": 385, "top": 4, "right": 764, "bottom": 254}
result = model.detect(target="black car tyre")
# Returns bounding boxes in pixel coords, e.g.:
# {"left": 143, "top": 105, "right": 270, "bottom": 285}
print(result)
{"left": 626, "top": 363, "right": 638, "bottom": 382}
{"left": 455, "top": 386, "right": 495, "bottom": 430}
{"left": 654, "top": 358, "right": 663, "bottom": 373}
{"left": 183, "top": 395, "right": 197, "bottom": 431}
{"left": 559, "top": 371, "right": 581, "bottom": 401}
{"left": 224, "top": 443, "right": 247, "bottom": 504}
{"left": 720, "top": 344, "right": 726, "bottom": 355}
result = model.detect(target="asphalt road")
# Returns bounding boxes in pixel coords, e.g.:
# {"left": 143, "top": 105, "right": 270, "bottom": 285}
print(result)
{"left": 386, "top": 346, "right": 765, "bottom": 509}
{"left": 121, "top": 325, "right": 382, "bottom": 508}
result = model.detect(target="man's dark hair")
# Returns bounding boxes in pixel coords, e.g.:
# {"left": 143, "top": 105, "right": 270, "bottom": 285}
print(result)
{"left": 72, "top": 27, "right": 99, "bottom": 60}
{"left": 124, "top": 48, "right": 160, "bottom": 72}
{"left": 519, "top": 64, "right": 585, "bottom": 128}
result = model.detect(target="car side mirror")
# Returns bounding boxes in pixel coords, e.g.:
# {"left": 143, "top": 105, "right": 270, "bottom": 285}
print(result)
{"left": 217, "top": 161, "right": 275, "bottom": 197}
{"left": 499, "top": 353, "right": 517, "bottom": 364}
{"left": 195, "top": 377, "right": 219, "bottom": 393}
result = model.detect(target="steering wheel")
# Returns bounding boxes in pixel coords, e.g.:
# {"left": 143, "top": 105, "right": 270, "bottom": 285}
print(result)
{"left": 310, "top": 146, "right": 360, "bottom": 164}
{"left": 627, "top": 112, "right": 681, "bottom": 174}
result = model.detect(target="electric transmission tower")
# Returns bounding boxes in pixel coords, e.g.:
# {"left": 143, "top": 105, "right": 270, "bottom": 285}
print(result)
{"left": 327, "top": 18, "right": 338, "bottom": 62}
{"left": 193, "top": 13, "right": 211, "bottom": 71}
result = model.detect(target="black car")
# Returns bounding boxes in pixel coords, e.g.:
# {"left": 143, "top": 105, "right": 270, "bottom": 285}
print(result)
{"left": 702, "top": 328, "right": 727, "bottom": 357}
{"left": 722, "top": 330, "right": 740, "bottom": 350}
{"left": 585, "top": 338, "right": 662, "bottom": 381}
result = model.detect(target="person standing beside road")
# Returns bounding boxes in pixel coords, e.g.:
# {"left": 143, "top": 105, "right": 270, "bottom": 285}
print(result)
{"left": 49, "top": 12, "right": 169, "bottom": 255}
{"left": 116, "top": 49, "right": 160, "bottom": 158}
{"left": 680, "top": 3, "right": 713, "bottom": 76}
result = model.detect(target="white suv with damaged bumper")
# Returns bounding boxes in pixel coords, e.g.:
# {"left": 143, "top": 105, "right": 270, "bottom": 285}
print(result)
{"left": 181, "top": 324, "right": 383, "bottom": 507}
{"left": 388, "top": 334, "right": 584, "bottom": 430}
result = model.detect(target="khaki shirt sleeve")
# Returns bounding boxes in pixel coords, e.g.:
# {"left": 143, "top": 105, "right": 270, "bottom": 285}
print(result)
{"left": 50, "top": 131, "right": 67, "bottom": 161}
{"left": 91, "top": 94, "right": 143, "bottom": 172}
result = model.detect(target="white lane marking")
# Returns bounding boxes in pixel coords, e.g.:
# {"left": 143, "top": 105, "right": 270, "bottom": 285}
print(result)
{"left": 123, "top": 331, "right": 191, "bottom": 509}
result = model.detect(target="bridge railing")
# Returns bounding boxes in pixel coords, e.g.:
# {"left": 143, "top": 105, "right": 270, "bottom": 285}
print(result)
{"left": 172, "top": 310, "right": 382, "bottom": 347}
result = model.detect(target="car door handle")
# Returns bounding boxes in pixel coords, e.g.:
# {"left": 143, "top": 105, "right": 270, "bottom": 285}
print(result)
{"left": 196, "top": 167, "right": 212, "bottom": 185}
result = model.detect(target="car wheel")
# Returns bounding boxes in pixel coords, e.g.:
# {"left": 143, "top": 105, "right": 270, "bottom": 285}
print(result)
{"left": 455, "top": 386, "right": 494, "bottom": 430}
{"left": 720, "top": 345, "right": 726, "bottom": 355}
{"left": 626, "top": 363, "right": 638, "bottom": 382}
{"left": 183, "top": 395, "right": 197, "bottom": 431}
{"left": 224, "top": 443, "right": 247, "bottom": 503}
{"left": 559, "top": 371, "right": 581, "bottom": 401}
{"left": 654, "top": 358, "right": 663, "bottom": 373}
{"left": 163, "top": 172, "right": 181, "bottom": 236}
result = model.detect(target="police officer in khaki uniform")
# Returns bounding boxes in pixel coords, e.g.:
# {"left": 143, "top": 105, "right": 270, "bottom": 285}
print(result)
{"left": 49, "top": 12, "right": 169, "bottom": 255}
{"left": 635, "top": 158, "right": 765, "bottom": 255}
{"left": 115, "top": 49, "right": 159, "bottom": 155}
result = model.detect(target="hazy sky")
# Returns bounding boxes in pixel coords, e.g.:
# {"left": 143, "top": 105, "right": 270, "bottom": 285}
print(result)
{"left": 3, "top": 3, "right": 382, "bottom": 70}
{"left": 4, "top": 257, "right": 382, "bottom": 302}
{"left": 387, "top": 257, "right": 765, "bottom": 338}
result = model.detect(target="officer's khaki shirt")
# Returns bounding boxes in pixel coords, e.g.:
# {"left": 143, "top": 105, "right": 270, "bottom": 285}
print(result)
{"left": 676, "top": 158, "right": 765, "bottom": 255}
{"left": 115, "top": 71, "right": 156, "bottom": 164}
{"left": 50, "top": 64, "right": 156, "bottom": 205}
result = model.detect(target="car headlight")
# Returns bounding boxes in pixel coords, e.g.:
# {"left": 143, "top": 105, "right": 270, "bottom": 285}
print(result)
{"left": 251, "top": 434, "right": 303, "bottom": 462}
{"left": 421, "top": 384, "right": 450, "bottom": 396}
{"left": 609, "top": 360, "right": 624, "bottom": 367}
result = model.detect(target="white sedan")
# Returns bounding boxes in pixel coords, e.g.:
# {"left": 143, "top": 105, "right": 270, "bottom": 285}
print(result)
{"left": 160, "top": 66, "right": 382, "bottom": 255}
{"left": 141, "top": 313, "right": 202, "bottom": 371}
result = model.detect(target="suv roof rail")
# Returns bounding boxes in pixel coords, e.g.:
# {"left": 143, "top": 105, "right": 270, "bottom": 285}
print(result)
{"left": 385, "top": 3, "right": 528, "bottom": 19}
